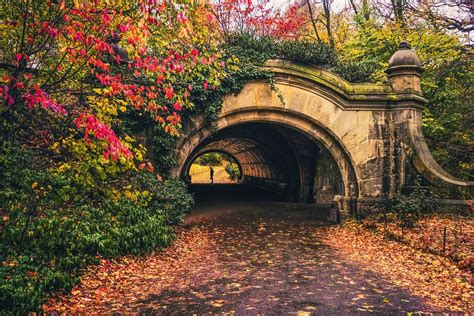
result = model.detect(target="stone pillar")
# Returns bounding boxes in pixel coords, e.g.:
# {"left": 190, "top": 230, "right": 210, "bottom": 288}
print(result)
{"left": 386, "top": 41, "right": 422, "bottom": 94}
{"left": 386, "top": 41, "right": 423, "bottom": 197}
{"left": 356, "top": 42, "right": 425, "bottom": 217}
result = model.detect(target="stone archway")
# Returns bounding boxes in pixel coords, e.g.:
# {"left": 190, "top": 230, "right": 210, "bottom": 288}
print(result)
{"left": 175, "top": 108, "right": 359, "bottom": 211}
{"left": 171, "top": 44, "right": 472, "bottom": 215}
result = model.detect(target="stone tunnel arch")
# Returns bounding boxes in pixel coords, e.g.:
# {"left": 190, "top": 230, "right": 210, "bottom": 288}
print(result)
{"left": 176, "top": 108, "right": 359, "bottom": 205}
{"left": 169, "top": 54, "right": 472, "bottom": 216}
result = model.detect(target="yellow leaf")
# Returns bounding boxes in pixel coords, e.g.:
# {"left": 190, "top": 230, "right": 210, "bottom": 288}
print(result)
{"left": 227, "top": 282, "right": 241, "bottom": 288}
{"left": 31, "top": 182, "right": 38, "bottom": 189}
{"left": 210, "top": 300, "right": 225, "bottom": 307}
{"left": 71, "top": 289, "right": 81, "bottom": 296}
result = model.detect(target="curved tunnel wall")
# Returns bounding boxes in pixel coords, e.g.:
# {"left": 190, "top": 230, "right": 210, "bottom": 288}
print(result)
{"left": 183, "top": 123, "right": 301, "bottom": 200}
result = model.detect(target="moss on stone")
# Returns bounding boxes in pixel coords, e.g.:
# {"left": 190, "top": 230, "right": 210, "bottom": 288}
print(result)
{"left": 265, "top": 59, "right": 394, "bottom": 98}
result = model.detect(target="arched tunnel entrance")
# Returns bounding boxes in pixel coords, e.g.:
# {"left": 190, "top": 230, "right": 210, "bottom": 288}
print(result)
{"left": 181, "top": 122, "right": 345, "bottom": 205}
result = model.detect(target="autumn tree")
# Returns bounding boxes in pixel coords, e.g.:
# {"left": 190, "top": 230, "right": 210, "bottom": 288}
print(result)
{"left": 211, "top": 0, "right": 307, "bottom": 39}
{"left": 0, "top": 1, "right": 227, "bottom": 311}
{"left": 1, "top": 0, "right": 226, "bottom": 153}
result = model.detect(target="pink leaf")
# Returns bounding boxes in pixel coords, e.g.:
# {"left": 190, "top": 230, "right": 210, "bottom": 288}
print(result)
{"left": 74, "top": 114, "right": 132, "bottom": 160}
{"left": 118, "top": 23, "right": 129, "bottom": 33}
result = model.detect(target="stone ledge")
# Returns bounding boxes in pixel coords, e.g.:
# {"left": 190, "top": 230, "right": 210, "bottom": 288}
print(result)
{"left": 264, "top": 59, "right": 427, "bottom": 110}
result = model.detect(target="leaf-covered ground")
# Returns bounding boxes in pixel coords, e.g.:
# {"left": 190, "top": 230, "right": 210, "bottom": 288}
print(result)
{"left": 44, "top": 199, "right": 472, "bottom": 314}
{"left": 326, "top": 222, "right": 472, "bottom": 312}
{"left": 365, "top": 215, "right": 473, "bottom": 271}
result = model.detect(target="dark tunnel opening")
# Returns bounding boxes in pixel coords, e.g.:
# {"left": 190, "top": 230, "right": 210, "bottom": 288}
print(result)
{"left": 182, "top": 122, "right": 344, "bottom": 206}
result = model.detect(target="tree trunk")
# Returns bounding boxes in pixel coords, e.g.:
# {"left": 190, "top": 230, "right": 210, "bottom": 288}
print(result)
{"left": 322, "top": 0, "right": 334, "bottom": 47}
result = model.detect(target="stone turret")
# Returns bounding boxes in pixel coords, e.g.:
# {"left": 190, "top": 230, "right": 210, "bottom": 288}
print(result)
{"left": 386, "top": 41, "right": 422, "bottom": 94}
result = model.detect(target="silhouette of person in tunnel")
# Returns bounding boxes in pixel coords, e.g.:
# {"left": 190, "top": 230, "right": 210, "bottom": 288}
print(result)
{"left": 209, "top": 166, "right": 214, "bottom": 183}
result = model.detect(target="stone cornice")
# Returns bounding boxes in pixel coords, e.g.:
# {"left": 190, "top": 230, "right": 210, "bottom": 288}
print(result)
{"left": 264, "top": 59, "right": 428, "bottom": 111}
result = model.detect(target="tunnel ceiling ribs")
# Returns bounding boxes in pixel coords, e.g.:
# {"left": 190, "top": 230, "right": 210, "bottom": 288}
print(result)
{"left": 186, "top": 124, "right": 301, "bottom": 187}
{"left": 184, "top": 123, "right": 342, "bottom": 202}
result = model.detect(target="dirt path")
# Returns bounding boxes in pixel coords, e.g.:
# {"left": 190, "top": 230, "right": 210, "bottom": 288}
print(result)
{"left": 46, "top": 192, "right": 447, "bottom": 314}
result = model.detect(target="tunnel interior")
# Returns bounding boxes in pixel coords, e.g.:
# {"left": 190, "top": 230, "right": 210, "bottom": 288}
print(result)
{"left": 182, "top": 123, "right": 344, "bottom": 204}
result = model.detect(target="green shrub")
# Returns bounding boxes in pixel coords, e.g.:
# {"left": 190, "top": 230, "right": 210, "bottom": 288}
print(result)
{"left": 225, "top": 163, "right": 241, "bottom": 181}
{"left": 195, "top": 152, "right": 223, "bottom": 166}
{"left": 224, "top": 33, "right": 275, "bottom": 63}
{"left": 223, "top": 32, "right": 374, "bottom": 83}
{"left": 278, "top": 40, "right": 337, "bottom": 66}
{"left": 225, "top": 33, "right": 337, "bottom": 66}
{"left": 0, "top": 199, "right": 175, "bottom": 314}
{"left": 391, "top": 178, "right": 438, "bottom": 228}
{"left": 134, "top": 174, "right": 194, "bottom": 224}
{"left": 333, "top": 60, "right": 378, "bottom": 83}
{"left": 0, "top": 146, "right": 192, "bottom": 314}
